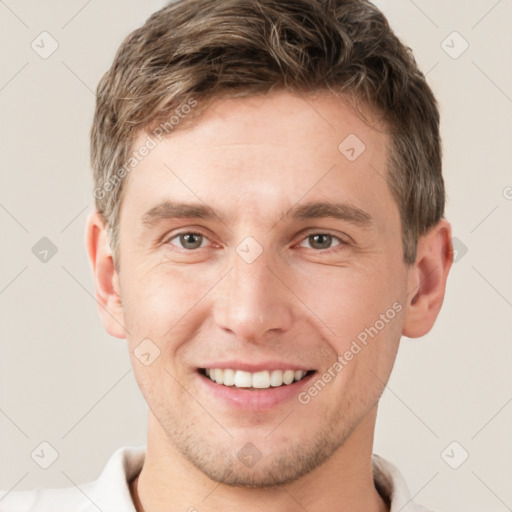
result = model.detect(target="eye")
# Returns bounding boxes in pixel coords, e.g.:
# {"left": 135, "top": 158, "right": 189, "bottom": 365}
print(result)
{"left": 298, "top": 233, "right": 345, "bottom": 251}
{"left": 167, "top": 232, "right": 209, "bottom": 250}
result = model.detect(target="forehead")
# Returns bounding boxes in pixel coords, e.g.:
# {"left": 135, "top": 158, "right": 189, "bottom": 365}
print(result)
{"left": 120, "top": 91, "right": 394, "bottom": 228}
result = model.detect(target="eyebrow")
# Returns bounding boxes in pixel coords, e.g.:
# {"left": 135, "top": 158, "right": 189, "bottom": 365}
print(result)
{"left": 141, "top": 202, "right": 222, "bottom": 229}
{"left": 141, "top": 200, "right": 373, "bottom": 229}
{"left": 289, "top": 201, "right": 373, "bottom": 225}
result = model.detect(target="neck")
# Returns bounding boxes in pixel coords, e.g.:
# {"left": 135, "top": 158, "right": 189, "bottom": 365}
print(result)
{"left": 130, "top": 407, "right": 389, "bottom": 512}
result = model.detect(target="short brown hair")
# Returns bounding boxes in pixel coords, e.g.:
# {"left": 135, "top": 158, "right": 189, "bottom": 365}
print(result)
{"left": 90, "top": 0, "right": 444, "bottom": 267}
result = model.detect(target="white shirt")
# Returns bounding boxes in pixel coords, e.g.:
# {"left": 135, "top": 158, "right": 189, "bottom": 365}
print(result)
{"left": 0, "top": 447, "right": 434, "bottom": 511}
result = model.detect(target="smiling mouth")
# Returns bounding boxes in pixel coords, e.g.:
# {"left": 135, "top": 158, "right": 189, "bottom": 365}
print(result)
{"left": 199, "top": 368, "right": 316, "bottom": 389}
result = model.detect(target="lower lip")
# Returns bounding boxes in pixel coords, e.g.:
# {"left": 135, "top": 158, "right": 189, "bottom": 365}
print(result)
{"left": 197, "top": 371, "right": 317, "bottom": 411}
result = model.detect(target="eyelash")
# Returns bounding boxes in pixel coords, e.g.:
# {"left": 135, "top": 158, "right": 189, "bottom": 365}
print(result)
{"left": 164, "top": 230, "right": 348, "bottom": 253}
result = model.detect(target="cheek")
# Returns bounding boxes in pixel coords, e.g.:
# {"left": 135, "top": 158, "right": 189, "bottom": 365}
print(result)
{"left": 120, "top": 261, "right": 226, "bottom": 385}
{"left": 121, "top": 261, "right": 205, "bottom": 333}
{"left": 294, "top": 265, "right": 404, "bottom": 388}
{"left": 293, "top": 264, "right": 399, "bottom": 340}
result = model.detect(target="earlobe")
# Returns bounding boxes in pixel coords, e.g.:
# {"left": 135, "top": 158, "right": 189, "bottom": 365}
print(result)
{"left": 402, "top": 219, "right": 453, "bottom": 338}
{"left": 85, "top": 211, "right": 127, "bottom": 339}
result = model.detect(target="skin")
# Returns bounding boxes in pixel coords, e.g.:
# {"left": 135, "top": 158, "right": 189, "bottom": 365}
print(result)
{"left": 86, "top": 90, "right": 452, "bottom": 512}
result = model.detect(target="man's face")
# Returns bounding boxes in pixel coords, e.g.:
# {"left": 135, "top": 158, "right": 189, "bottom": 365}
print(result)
{"left": 115, "top": 91, "right": 410, "bottom": 486}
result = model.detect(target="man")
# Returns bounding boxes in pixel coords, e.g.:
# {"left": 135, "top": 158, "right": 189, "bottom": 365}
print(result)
{"left": 0, "top": 0, "right": 452, "bottom": 510}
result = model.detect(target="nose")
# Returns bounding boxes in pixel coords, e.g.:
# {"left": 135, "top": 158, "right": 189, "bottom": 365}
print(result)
{"left": 213, "top": 246, "right": 294, "bottom": 342}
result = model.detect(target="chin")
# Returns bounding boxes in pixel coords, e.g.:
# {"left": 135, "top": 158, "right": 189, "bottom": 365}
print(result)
{"left": 167, "top": 421, "right": 350, "bottom": 488}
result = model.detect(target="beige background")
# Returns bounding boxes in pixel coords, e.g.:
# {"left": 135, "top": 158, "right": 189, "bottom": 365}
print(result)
{"left": 1, "top": 1, "right": 511, "bottom": 511}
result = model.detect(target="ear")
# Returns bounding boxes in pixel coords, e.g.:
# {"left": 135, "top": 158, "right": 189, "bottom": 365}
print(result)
{"left": 402, "top": 219, "right": 453, "bottom": 338}
{"left": 85, "top": 211, "right": 127, "bottom": 339}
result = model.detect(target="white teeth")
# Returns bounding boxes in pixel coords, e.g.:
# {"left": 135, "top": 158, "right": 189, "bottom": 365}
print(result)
{"left": 282, "top": 370, "right": 295, "bottom": 385}
{"left": 234, "top": 370, "right": 252, "bottom": 388}
{"left": 252, "top": 370, "right": 270, "bottom": 388}
{"left": 270, "top": 369, "right": 283, "bottom": 387}
{"left": 223, "top": 368, "right": 235, "bottom": 386}
{"left": 203, "top": 368, "right": 310, "bottom": 388}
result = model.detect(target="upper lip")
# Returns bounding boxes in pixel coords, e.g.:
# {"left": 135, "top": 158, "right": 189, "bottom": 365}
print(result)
{"left": 198, "top": 361, "right": 314, "bottom": 372}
